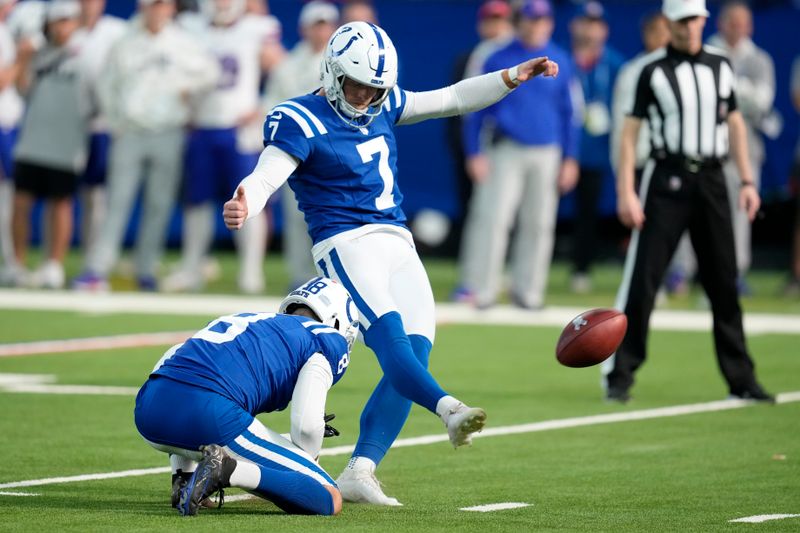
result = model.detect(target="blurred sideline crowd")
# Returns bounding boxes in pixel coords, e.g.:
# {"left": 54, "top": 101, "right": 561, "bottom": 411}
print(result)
{"left": 0, "top": 0, "right": 799, "bottom": 305}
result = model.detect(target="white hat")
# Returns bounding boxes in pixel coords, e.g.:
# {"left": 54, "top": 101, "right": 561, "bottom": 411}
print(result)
{"left": 299, "top": 1, "right": 339, "bottom": 28}
{"left": 662, "top": 0, "right": 709, "bottom": 21}
{"left": 46, "top": 1, "right": 81, "bottom": 22}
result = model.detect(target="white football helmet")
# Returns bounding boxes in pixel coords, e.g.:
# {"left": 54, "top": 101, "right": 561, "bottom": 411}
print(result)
{"left": 201, "top": 0, "right": 246, "bottom": 26}
{"left": 321, "top": 21, "right": 398, "bottom": 127}
{"left": 279, "top": 277, "right": 360, "bottom": 350}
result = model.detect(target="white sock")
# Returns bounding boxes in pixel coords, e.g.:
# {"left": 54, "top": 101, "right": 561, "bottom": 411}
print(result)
{"left": 228, "top": 459, "right": 261, "bottom": 490}
{"left": 347, "top": 456, "right": 376, "bottom": 472}
{"left": 170, "top": 453, "right": 197, "bottom": 474}
{"left": 435, "top": 395, "right": 461, "bottom": 422}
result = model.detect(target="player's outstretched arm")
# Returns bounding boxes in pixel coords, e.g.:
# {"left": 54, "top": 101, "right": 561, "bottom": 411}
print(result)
{"left": 398, "top": 57, "right": 560, "bottom": 125}
{"left": 512, "top": 56, "right": 559, "bottom": 83}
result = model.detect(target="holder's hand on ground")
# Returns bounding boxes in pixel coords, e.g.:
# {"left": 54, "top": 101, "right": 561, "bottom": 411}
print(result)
{"left": 223, "top": 186, "right": 248, "bottom": 230}
{"left": 517, "top": 57, "right": 559, "bottom": 82}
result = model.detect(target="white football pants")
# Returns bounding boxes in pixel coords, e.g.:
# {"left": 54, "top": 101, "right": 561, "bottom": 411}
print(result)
{"left": 312, "top": 225, "right": 436, "bottom": 342}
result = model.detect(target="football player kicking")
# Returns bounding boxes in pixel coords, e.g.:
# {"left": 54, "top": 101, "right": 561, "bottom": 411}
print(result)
{"left": 134, "top": 277, "right": 358, "bottom": 516}
{"left": 223, "top": 21, "right": 559, "bottom": 505}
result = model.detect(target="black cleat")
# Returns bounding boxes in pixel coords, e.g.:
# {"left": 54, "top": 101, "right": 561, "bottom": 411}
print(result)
{"left": 171, "top": 471, "right": 192, "bottom": 508}
{"left": 178, "top": 445, "right": 236, "bottom": 516}
{"left": 730, "top": 385, "right": 776, "bottom": 404}
{"left": 605, "top": 387, "right": 631, "bottom": 404}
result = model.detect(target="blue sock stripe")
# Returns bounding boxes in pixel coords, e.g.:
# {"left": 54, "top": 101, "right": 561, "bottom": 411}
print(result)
{"left": 316, "top": 258, "right": 330, "bottom": 278}
{"left": 328, "top": 248, "right": 378, "bottom": 324}
{"left": 242, "top": 430, "right": 335, "bottom": 486}
{"left": 226, "top": 440, "right": 292, "bottom": 474}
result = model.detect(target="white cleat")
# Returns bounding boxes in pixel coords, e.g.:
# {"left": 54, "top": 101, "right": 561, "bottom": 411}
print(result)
{"left": 336, "top": 467, "right": 402, "bottom": 506}
{"left": 445, "top": 404, "right": 487, "bottom": 448}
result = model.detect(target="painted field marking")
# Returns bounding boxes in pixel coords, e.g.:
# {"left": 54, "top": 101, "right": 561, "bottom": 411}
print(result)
{"left": 0, "top": 491, "right": 40, "bottom": 497}
{"left": 0, "top": 374, "right": 138, "bottom": 396}
{"left": 1, "top": 288, "right": 799, "bottom": 334}
{"left": 460, "top": 502, "right": 531, "bottom": 512}
{"left": 0, "top": 332, "right": 193, "bottom": 358}
{"left": 729, "top": 514, "right": 800, "bottom": 523}
{"left": 1, "top": 392, "right": 798, "bottom": 490}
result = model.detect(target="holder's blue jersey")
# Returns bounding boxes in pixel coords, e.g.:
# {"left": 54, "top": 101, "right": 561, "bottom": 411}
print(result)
{"left": 263, "top": 88, "right": 408, "bottom": 244}
{"left": 152, "top": 313, "right": 350, "bottom": 416}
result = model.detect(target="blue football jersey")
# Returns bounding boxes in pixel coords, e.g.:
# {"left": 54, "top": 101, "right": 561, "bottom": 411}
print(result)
{"left": 152, "top": 313, "right": 350, "bottom": 416}
{"left": 263, "top": 87, "right": 408, "bottom": 243}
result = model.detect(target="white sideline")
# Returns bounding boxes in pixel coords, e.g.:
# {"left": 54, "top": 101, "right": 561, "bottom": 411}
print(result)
{"left": 1, "top": 288, "right": 799, "bottom": 334}
{"left": 1, "top": 392, "right": 798, "bottom": 491}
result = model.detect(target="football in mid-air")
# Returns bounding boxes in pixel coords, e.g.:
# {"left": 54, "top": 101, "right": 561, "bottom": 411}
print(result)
{"left": 556, "top": 308, "right": 628, "bottom": 368}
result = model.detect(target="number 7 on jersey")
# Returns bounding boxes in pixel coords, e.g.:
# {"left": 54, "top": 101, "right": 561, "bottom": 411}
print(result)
{"left": 356, "top": 136, "right": 395, "bottom": 210}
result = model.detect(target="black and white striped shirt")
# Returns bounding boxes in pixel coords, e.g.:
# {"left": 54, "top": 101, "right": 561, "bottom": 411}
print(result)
{"left": 631, "top": 44, "right": 737, "bottom": 160}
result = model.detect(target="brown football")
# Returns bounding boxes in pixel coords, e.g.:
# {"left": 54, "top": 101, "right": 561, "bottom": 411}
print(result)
{"left": 556, "top": 309, "right": 628, "bottom": 368}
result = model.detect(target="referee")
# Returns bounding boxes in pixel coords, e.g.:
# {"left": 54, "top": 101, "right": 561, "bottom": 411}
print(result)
{"left": 603, "top": 0, "right": 772, "bottom": 403}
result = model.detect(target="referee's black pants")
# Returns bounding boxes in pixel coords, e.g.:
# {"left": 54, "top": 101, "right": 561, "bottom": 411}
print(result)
{"left": 606, "top": 159, "right": 758, "bottom": 396}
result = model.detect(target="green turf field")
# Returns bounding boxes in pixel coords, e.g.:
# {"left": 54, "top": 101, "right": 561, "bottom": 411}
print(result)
{"left": 0, "top": 296, "right": 798, "bottom": 531}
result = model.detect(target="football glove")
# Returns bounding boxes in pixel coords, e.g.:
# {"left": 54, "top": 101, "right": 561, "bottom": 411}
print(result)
{"left": 323, "top": 413, "right": 340, "bottom": 438}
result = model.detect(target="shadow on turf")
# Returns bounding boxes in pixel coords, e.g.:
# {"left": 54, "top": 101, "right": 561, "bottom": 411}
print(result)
{"left": 6, "top": 491, "right": 287, "bottom": 517}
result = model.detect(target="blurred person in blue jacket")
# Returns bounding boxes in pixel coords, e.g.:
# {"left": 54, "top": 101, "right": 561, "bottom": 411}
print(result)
{"left": 462, "top": 0, "right": 582, "bottom": 309}
{"left": 568, "top": 1, "right": 624, "bottom": 294}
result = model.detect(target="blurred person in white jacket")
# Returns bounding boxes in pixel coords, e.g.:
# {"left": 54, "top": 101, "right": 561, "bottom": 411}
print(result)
{"left": 72, "top": 0, "right": 127, "bottom": 268}
{"left": 73, "top": 0, "right": 218, "bottom": 291}
{"left": 162, "top": 0, "right": 283, "bottom": 295}
{"left": 10, "top": 1, "right": 87, "bottom": 289}
{"left": 263, "top": 0, "right": 338, "bottom": 289}
{"left": 0, "top": 0, "right": 24, "bottom": 285}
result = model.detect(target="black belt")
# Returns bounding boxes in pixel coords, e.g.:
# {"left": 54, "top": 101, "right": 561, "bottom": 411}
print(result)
{"left": 654, "top": 153, "right": 723, "bottom": 173}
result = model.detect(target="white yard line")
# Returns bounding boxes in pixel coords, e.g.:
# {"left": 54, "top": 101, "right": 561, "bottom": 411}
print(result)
{"left": 460, "top": 502, "right": 531, "bottom": 512}
{"left": 0, "top": 332, "right": 194, "bottom": 357}
{"left": 729, "top": 514, "right": 800, "bottom": 523}
{"left": 1, "top": 288, "right": 799, "bottom": 334}
{"left": 1, "top": 392, "right": 798, "bottom": 490}
{"left": 0, "top": 491, "right": 40, "bottom": 497}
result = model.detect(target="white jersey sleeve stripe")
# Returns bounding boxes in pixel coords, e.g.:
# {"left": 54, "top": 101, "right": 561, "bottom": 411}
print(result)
{"left": 392, "top": 85, "right": 402, "bottom": 108}
{"left": 272, "top": 105, "right": 315, "bottom": 138}
{"left": 302, "top": 323, "right": 340, "bottom": 336}
{"left": 283, "top": 101, "right": 328, "bottom": 135}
